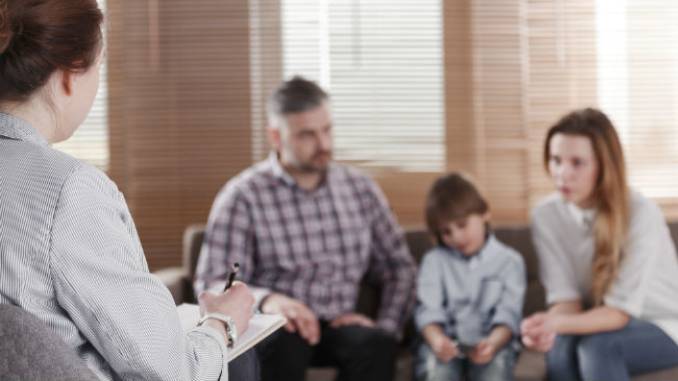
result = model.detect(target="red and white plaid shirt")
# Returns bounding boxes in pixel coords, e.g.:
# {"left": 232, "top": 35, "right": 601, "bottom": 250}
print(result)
{"left": 195, "top": 154, "right": 416, "bottom": 335}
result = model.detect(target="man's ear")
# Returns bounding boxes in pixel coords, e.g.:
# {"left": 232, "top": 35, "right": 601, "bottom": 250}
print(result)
{"left": 267, "top": 127, "right": 281, "bottom": 151}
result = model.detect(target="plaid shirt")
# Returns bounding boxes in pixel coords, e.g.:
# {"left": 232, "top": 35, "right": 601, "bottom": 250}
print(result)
{"left": 195, "top": 154, "right": 416, "bottom": 335}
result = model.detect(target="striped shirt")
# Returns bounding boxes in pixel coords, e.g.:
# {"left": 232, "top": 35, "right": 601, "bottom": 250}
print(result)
{"left": 0, "top": 112, "right": 228, "bottom": 380}
{"left": 195, "top": 153, "right": 416, "bottom": 334}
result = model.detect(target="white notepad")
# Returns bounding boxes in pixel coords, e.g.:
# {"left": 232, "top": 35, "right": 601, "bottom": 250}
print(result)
{"left": 176, "top": 303, "right": 286, "bottom": 362}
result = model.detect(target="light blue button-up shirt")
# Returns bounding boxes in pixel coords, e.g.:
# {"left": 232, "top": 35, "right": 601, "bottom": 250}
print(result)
{"left": 415, "top": 234, "right": 526, "bottom": 345}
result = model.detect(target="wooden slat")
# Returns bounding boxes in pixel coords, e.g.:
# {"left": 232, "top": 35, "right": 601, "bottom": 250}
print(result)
{"left": 102, "top": 0, "right": 678, "bottom": 271}
{"left": 107, "top": 0, "right": 253, "bottom": 270}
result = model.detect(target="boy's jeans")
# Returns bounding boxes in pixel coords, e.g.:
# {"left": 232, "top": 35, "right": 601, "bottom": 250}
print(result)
{"left": 413, "top": 342, "right": 517, "bottom": 381}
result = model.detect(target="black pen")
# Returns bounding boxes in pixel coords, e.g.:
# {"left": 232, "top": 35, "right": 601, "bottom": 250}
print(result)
{"left": 223, "top": 263, "right": 240, "bottom": 292}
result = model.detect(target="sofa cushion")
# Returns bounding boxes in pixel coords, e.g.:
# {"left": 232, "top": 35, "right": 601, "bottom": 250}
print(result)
{"left": 0, "top": 304, "right": 98, "bottom": 381}
{"left": 175, "top": 223, "right": 678, "bottom": 381}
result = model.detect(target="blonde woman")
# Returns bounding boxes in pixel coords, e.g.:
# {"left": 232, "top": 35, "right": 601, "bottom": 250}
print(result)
{"left": 521, "top": 108, "right": 678, "bottom": 380}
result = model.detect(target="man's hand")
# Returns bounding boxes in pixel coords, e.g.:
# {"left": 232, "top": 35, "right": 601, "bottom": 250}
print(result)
{"left": 261, "top": 293, "right": 320, "bottom": 345}
{"left": 521, "top": 312, "right": 557, "bottom": 353}
{"left": 198, "top": 281, "right": 255, "bottom": 338}
{"left": 330, "top": 313, "right": 375, "bottom": 329}
{"left": 469, "top": 339, "right": 497, "bottom": 364}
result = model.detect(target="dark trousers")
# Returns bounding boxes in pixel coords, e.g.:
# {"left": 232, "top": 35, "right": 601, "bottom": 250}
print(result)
{"left": 229, "top": 348, "right": 260, "bottom": 381}
{"left": 257, "top": 321, "right": 398, "bottom": 381}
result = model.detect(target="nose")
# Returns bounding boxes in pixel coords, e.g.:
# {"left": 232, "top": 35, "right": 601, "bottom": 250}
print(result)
{"left": 553, "top": 162, "right": 574, "bottom": 182}
{"left": 561, "top": 163, "right": 576, "bottom": 181}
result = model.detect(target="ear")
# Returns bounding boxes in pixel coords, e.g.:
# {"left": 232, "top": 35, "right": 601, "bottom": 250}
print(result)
{"left": 267, "top": 127, "right": 282, "bottom": 151}
{"left": 60, "top": 69, "right": 75, "bottom": 96}
{"left": 482, "top": 211, "right": 492, "bottom": 223}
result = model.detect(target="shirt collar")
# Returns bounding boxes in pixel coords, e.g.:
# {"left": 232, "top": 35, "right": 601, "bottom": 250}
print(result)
{"left": 566, "top": 202, "right": 595, "bottom": 229}
{"left": 0, "top": 112, "right": 49, "bottom": 147}
{"left": 267, "top": 151, "right": 334, "bottom": 190}
{"left": 445, "top": 232, "right": 499, "bottom": 261}
{"left": 268, "top": 152, "right": 297, "bottom": 186}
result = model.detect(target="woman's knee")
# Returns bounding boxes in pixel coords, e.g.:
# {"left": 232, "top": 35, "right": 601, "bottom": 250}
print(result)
{"left": 576, "top": 332, "right": 620, "bottom": 361}
{"left": 546, "top": 335, "right": 580, "bottom": 380}
{"left": 547, "top": 335, "right": 577, "bottom": 366}
{"left": 576, "top": 332, "right": 625, "bottom": 380}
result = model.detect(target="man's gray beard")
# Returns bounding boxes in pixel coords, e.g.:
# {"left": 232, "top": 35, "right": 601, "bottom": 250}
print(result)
{"left": 292, "top": 152, "right": 332, "bottom": 174}
{"left": 296, "top": 162, "right": 328, "bottom": 174}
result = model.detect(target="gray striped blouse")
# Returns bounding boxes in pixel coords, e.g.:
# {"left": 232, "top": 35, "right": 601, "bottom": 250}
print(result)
{"left": 0, "top": 112, "right": 228, "bottom": 380}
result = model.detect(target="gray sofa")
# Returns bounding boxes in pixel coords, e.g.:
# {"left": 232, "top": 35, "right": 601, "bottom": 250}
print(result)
{"left": 156, "top": 223, "right": 678, "bottom": 381}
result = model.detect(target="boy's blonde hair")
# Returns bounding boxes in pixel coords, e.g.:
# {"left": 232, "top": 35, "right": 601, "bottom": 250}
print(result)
{"left": 425, "top": 172, "right": 489, "bottom": 245}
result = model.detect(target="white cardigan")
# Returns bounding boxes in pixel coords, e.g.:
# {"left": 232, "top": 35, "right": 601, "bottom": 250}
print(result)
{"left": 532, "top": 191, "right": 678, "bottom": 345}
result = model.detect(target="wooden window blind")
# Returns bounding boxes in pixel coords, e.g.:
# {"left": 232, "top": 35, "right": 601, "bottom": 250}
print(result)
{"left": 103, "top": 0, "right": 678, "bottom": 269}
{"left": 246, "top": 0, "right": 446, "bottom": 226}
{"left": 106, "top": 0, "right": 254, "bottom": 269}
{"left": 450, "top": 0, "right": 678, "bottom": 222}
{"left": 278, "top": 0, "right": 446, "bottom": 172}
{"left": 597, "top": 1, "right": 678, "bottom": 208}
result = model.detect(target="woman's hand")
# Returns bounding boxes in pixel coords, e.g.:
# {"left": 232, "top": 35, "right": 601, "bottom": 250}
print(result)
{"left": 521, "top": 312, "right": 557, "bottom": 353}
{"left": 198, "top": 281, "right": 255, "bottom": 338}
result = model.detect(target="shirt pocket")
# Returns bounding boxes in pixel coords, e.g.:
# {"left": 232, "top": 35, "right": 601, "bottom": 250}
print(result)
{"left": 478, "top": 277, "right": 504, "bottom": 313}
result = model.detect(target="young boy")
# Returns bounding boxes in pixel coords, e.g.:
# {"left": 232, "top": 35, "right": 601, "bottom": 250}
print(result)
{"left": 413, "top": 173, "right": 526, "bottom": 381}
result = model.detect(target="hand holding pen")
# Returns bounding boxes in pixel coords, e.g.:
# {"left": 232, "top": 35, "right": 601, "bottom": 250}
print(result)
{"left": 198, "top": 261, "right": 253, "bottom": 339}
{"left": 224, "top": 262, "right": 240, "bottom": 292}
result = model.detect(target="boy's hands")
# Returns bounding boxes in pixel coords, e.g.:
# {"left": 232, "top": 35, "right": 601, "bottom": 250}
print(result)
{"left": 469, "top": 338, "right": 497, "bottom": 364}
{"left": 423, "top": 324, "right": 512, "bottom": 364}
{"left": 430, "top": 333, "right": 459, "bottom": 362}
{"left": 469, "top": 324, "right": 513, "bottom": 364}
{"left": 422, "top": 324, "right": 459, "bottom": 362}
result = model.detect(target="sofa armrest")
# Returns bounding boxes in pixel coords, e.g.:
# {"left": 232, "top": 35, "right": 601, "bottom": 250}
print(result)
{"left": 0, "top": 305, "right": 100, "bottom": 380}
{"left": 154, "top": 267, "right": 190, "bottom": 305}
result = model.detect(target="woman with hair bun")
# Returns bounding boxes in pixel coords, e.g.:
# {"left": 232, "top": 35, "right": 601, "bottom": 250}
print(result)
{"left": 521, "top": 108, "right": 678, "bottom": 380}
{"left": 0, "top": 1, "right": 253, "bottom": 380}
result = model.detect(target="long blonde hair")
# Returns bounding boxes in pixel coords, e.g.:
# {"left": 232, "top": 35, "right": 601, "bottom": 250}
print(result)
{"left": 544, "top": 108, "right": 630, "bottom": 306}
